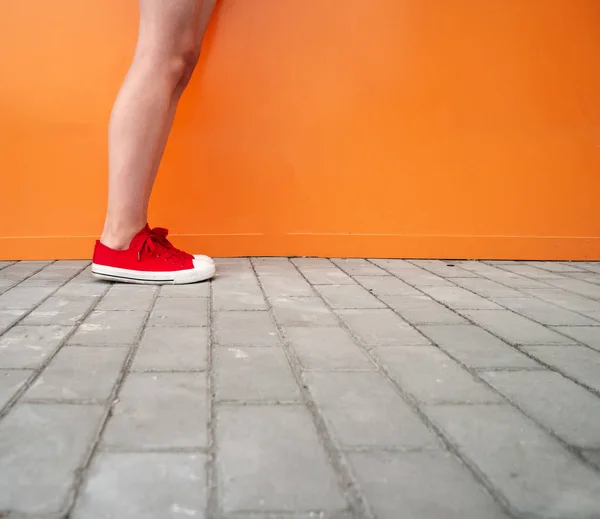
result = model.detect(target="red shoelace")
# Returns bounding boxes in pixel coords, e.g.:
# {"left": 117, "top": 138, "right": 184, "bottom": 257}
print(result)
{"left": 136, "top": 227, "right": 192, "bottom": 265}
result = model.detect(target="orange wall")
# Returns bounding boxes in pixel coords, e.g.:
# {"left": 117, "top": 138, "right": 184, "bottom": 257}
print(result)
{"left": 1, "top": 0, "right": 599, "bottom": 260}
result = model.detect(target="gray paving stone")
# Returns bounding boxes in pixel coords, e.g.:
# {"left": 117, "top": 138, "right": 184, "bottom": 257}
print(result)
{"left": 550, "top": 326, "right": 600, "bottom": 351}
{"left": 480, "top": 260, "right": 522, "bottom": 265}
{"left": 271, "top": 297, "right": 339, "bottom": 327}
{"left": 18, "top": 277, "right": 72, "bottom": 289}
{"left": 0, "top": 325, "right": 71, "bottom": 368}
{"left": 55, "top": 279, "right": 109, "bottom": 298}
{"left": 331, "top": 258, "right": 387, "bottom": 276}
{"left": 64, "top": 265, "right": 95, "bottom": 280}
{"left": 291, "top": 257, "right": 335, "bottom": 268}
{"left": 314, "top": 285, "right": 386, "bottom": 309}
{"left": 492, "top": 297, "right": 596, "bottom": 326}
{"left": 522, "top": 346, "right": 600, "bottom": 393}
{"left": 259, "top": 274, "right": 316, "bottom": 297}
{"left": 374, "top": 346, "right": 502, "bottom": 404}
{"left": 0, "top": 285, "right": 55, "bottom": 310}
{"left": 563, "top": 270, "right": 600, "bottom": 282}
{"left": 102, "top": 373, "right": 207, "bottom": 449}
{"left": 252, "top": 256, "right": 294, "bottom": 262}
{"left": 494, "top": 264, "right": 565, "bottom": 279}
{"left": 217, "top": 405, "right": 346, "bottom": 513}
{"left": 0, "top": 261, "right": 49, "bottom": 280}
{"left": 72, "top": 452, "right": 206, "bottom": 519}
{"left": 370, "top": 258, "right": 415, "bottom": 270}
{"left": 213, "top": 270, "right": 259, "bottom": 284}
{"left": 462, "top": 310, "right": 574, "bottom": 345}
{"left": 426, "top": 404, "right": 600, "bottom": 519}
{"left": 214, "top": 311, "right": 280, "bottom": 347}
{"left": 21, "top": 267, "right": 77, "bottom": 286}
{"left": 214, "top": 257, "right": 252, "bottom": 267}
{"left": 0, "top": 404, "right": 103, "bottom": 515}
{"left": 212, "top": 275, "right": 267, "bottom": 311}
{"left": 419, "top": 324, "right": 539, "bottom": 369}
{"left": 336, "top": 309, "right": 430, "bottom": 347}
{"left": 567, "top": 272, "right": 600, "bottom": 285}
{"left": 24, "top": 346, "right": 128, "bottom": 402}
{"left": 583, "top": 450, "right": 600, "bottom": 470}
{"left": 0, "top": 370, "right": 31, "bottom": 408}
{"left": 0, "top": 308, "right": 27, "bottom": 334}
{"left": 50, "top": 269, "right": 95, "bottom": 291}
{"left": 387, "top": 267, "right": 455, "bottom": 287}
{"left": 96, "top": 285, "right": 157, "bottom": 311}
{"left": 47, "top": 260, "right": 91, "bottom": 270}
{"left": 0, "top": 277, "right": 16, "bottom": 294}
{"left": 15, "top": 261, "right": 54, "bottom": 266}
{"left": 577, "top": 262, "right": 600, "bottom": 274}
{"left": 380, "top": 295, "right": 467, "bottom": 325}
{"left": 349, "top": 450, "right": 509, "bottom": 519}
{"left": 69, "top": 310, "right": 146, "bottom": 345}
{"left": 354, "top": 275, "right": 420, "bottom": 296}
{"left": 408, "top": 259, "right": 479, "bottom": 278}
{"left": 0, "top": 261, "right": 15, "bottom": 270}
{"left": 461, "top": 263, "right": 552, "bottom": 289}
{"left": 26, "top": 261, "right": 83, "bottom": 272}
{"left": 285, "top": 327, "right": 373, "bottom": 370}
{"left": 132, "top": 326, "right": 208, "bottom": 371}
{"left": 218, "top": 513, "right": 353, "bottom": 519}
{"left": 148, "top": 297, "right": 207, "bottom": 327}
{"left": 22, "top": 295, "right": 98, "bottom": 326}
{"left": 544, "top": 277, "right": 600, "bottom": 300}
{"left": 420, "top": 286, "right": 501, "bottom": 310}
{"left": 296, "top": 265, "right": 356, "bottom": 285}
{"left": 160, "top": 282, "right": 210, "bottom": 297}
{"left": 304, "top": 371, "right": 438, "bottom": 449}
{"left": 526, "top": 261, "right": 587, "bottom": 273}
{"left": 579, "top": 268, "right": 600, "bottom": 281}
{"left": 217, "top": 257, "right": 257, "bottom": 268}
{"left": 482, "top": 370, "right": 600, "bottom": 448}
{"left": 213, "top": 266, "right": 256, "bottom": 280}
{"left": 252, "top": 258, "right": 298, "bottom": 277}
{"left": 452, "top": 277, "right": 525, "bottom": 298}
{"left": 215, "top": 347, "right": 301, "bottom": 402}
{"left": 521, "top": 288, "right": 600, "bottom": 321}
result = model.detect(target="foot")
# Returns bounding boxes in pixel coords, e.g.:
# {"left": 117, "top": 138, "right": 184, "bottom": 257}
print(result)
{"left": 92, "top": 225, "right": 215, "bottom": 285}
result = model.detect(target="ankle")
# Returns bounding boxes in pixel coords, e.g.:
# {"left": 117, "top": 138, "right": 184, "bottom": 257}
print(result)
{"left": 101, "top": 221, "right": 145, "bottom": 251}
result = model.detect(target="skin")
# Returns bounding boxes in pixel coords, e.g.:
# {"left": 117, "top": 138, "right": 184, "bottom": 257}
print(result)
{"left": 101, "top": 0, "right": 217, "bottom": 250}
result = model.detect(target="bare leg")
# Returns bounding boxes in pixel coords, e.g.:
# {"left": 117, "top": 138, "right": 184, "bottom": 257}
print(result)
{"left": 101, "top": 0, "right": 216, "bottom": 249}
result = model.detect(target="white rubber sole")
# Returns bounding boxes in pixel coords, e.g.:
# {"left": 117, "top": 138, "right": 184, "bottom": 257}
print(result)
{"left": 91, "top": 259, "right": 216, "bottom": 285}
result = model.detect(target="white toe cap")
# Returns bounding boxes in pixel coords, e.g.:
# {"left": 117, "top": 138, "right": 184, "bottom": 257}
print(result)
{"left": 194, "top": 254, "right": 215, "bottom": 265}
{"left": 192, "top": 256, "right": 216, "bottom": 280}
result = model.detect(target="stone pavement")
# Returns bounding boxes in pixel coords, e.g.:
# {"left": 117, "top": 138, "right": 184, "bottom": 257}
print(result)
{"left": 1, "top": 258, "right": 600, "bottom": 519}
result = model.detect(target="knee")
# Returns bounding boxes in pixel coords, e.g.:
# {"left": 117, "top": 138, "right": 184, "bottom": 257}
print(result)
{"left": 137, "top": 33, "right": 200, "bottom": 88}
{"left": 169, "top": 45, "right": 200, "bottom": 89}
{"left": 175, "top": 47, "right": 201, "bottom": 91}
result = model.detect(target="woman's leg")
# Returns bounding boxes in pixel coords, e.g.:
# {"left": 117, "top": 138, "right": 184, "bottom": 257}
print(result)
{"left": 101, "top": 0, "right": 216, "bottom": 250}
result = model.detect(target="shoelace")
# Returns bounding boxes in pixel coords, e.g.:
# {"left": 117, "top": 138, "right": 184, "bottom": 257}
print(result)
{"left": 136, "top": 227, "right": 191, "bottom": 264}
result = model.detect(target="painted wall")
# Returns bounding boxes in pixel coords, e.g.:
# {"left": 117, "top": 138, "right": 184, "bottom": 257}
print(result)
{"left": 1, "top": 0, "right": 599, "bottom": 260}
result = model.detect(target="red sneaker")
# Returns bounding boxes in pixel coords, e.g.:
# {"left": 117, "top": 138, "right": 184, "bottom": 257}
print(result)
{"left": 92, "top": 225, "right": 215, "bottom": 285}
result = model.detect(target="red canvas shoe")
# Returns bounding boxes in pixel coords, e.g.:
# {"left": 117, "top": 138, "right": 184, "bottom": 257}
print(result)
{"left": 92, "top": 225, "right": 215, "bottom": 285}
